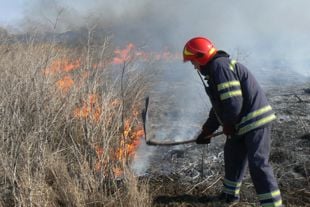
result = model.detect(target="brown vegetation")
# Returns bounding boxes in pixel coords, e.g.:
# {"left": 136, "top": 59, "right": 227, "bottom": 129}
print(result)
{"left": 0, "top": 34, "right": 154, "bottom": 206}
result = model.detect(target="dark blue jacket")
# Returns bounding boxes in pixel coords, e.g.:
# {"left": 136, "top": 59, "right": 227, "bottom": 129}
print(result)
{"left": 201, "top": 51, "right": 276, "bottom": 135}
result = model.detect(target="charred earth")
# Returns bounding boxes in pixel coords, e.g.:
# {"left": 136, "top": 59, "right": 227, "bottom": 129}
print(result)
{"left": 144, "top": 84, "right": 310, "bottom": 207}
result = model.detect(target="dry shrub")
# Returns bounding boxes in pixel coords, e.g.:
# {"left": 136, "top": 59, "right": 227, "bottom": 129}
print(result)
{"left": 0, "top": 33, "right": 154, "bottom": 206}
{"left": 123, "top": 168, "right": 151, "bottom": 207}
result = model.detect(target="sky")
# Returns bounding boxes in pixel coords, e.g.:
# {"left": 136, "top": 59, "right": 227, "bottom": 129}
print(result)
{"left": 0, "top": 0, "right": 24, "bottom": 25}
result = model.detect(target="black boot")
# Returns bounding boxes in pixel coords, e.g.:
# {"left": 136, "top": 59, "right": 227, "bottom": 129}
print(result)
{"left": 214, "top": 193, "right": 240, "bottom": 205}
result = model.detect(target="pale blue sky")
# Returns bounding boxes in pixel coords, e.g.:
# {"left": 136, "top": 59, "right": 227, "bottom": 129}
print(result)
{"left": 0, "top": 0, "right": 25, "bottom": 25}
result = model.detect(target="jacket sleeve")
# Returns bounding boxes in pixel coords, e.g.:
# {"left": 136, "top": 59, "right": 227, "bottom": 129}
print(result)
{"left": 212, "top": 64, "right": 243, "bottom": 126}
{"left": 202, "top": 107, "right": 220, "bottom": 133}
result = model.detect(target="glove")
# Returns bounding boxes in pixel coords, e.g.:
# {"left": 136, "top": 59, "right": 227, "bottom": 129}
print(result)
{"left": 196, "top": 129, "right": 212, "bottom": 144}
{"left": 223, "top": 124, "right": 236, "bottom": 136}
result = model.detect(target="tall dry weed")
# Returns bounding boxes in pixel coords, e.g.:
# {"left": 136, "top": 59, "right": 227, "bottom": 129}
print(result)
{"left": 0, "top": 34, "right": 154, "bottom": 206}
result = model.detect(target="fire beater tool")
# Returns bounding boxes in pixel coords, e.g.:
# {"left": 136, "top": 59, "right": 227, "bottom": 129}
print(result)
{"left": 142, "top": 96, "right": 223, "bottom": 146}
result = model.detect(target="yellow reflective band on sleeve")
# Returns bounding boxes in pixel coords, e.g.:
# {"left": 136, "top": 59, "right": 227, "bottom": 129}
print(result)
{"left": 220, "top": 90, "right": 242, "bottom": 100}
{"left": 229, "top": 60, "right": 237, "bottom": 71}
{"left": 238, "top": 106, "right": 273, "bottom": 126}
{"left": 238, "top": 114, "right": 276, "bottom": 135}
{"left": 217, "top": 80, "right": 241, "bottom": 91}
{"left": 183, "top": 47, "right": 194, "bottom": 56}
{"left": 258, "top": 190, "right": 281, "bottom": 201}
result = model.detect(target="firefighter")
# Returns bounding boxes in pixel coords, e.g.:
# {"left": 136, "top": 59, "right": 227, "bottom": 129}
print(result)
{"left": 183, "top": 37, "right": 283, "bottom": 207}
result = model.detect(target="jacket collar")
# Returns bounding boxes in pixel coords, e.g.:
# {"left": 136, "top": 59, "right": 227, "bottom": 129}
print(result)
{"left": 200, "top": 50, "right": 230, "bottom": 76}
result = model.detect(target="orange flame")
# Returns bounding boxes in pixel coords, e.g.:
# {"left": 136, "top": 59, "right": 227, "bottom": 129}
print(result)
{"left": 116, "top": 120, "right": 142, "bottom": 160}
{"left": 44, "top": 58, "right": 83, "bottom": 93}
{"left": 45, "top": 59, "right": 81, "bottom": 75}
{"left": 154, "top": 49, "right": 181, "bottom": 61}
{"left": 113, "top": 43, "right": 135, "bottom": 64}
{"left": 112, "top": 43, "right": 181, "bottom": 64}
{"left": 56, "top": 75, "right": 74, "bottom": 92}
{"left": 43, "top": 43, "right": 180, "bottom": 176}
{"left": 94, "top": 108, "right": 144, "bottom": 176}
{"left": 73, "top": 94, "right": 101, "bottom": 122}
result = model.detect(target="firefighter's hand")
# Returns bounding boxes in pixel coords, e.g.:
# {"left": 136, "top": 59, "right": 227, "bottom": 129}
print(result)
{"left": 223, "top": 124, "right": 236, "bottom": 136}
{"left": 196, "top": 130, "right": 212, "bottom": 144}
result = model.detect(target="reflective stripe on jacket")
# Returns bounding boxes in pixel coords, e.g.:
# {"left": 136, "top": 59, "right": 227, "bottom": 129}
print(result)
{"left": 201, "top": 51, "right": 276, "bottom": 135}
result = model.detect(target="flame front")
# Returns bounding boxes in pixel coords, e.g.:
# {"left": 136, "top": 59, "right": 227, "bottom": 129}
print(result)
{"left": 43, "top": 43, "right": 179, "bottom": 176}
{"left": 94, "top": 108, "right": 144, "bottom": 177}
{"left": 45, "top": 58, "right": 81, "bottom": 75}
{"left": 113, "top": 43, "right": 135, "bottom": 64}
{"left": 112, "top": 43, "right": 180, "bottom": 64}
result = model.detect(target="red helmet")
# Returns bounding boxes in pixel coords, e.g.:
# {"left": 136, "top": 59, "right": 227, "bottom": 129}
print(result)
{"left": 183, "top": 37, "right": 217, "bottom": 66}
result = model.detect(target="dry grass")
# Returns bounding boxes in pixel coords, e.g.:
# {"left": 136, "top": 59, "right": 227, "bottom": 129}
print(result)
{"left": 0, "top": 34, "right": 154, "bottom": 206}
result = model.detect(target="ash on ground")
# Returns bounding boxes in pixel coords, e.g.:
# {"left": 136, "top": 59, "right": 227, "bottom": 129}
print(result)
{"left": 141, "top": 84, "right": 310, "bottom": 207}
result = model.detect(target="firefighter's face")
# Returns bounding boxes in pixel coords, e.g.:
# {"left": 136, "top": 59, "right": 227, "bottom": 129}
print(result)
{"left": 191, "top": 60, "right": 201, "bottom": 70}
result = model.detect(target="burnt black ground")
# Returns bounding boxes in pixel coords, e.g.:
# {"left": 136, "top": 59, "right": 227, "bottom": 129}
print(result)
{"left": 144, "top": 84, "right": 310, "bottom": 207}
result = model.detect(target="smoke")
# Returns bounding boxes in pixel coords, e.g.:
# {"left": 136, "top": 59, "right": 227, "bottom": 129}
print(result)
{"left": 15, "top": 0, "right": 310, "bottom": 173}
{"left": 17, "top": 0, "right": 310, "bottom": 78}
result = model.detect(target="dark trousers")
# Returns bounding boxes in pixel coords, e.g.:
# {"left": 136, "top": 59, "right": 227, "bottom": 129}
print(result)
{"left": 223, "top": 125, "right": 282, "bottom": 205}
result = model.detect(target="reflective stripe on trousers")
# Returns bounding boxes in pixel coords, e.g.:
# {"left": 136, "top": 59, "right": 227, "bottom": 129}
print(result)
{"left": 223, "top": 125, "right": 282, "bottom": 206}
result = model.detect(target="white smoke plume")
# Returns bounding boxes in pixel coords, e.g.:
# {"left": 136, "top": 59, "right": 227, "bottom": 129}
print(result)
{"left": 16, "top": 0, "right": 310, "bottom": 78}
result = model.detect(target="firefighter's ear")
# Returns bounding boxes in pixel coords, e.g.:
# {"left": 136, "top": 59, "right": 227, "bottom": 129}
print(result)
{"left": 196, "top": 52, "right": 204, "bottom": 58}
